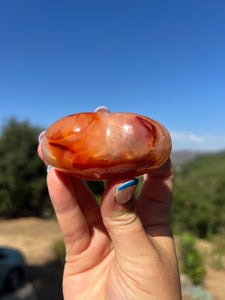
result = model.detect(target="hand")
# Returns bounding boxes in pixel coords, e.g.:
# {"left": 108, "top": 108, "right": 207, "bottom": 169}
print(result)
{"left": 37, "top": 107, "right": 181, "bottom": 300}
{"left": 38, "top": 147, "right": 181, "bottom": 300}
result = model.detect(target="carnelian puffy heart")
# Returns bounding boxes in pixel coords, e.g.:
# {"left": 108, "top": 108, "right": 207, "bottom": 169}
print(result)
{"left": 41, "top": 111, "right": 172, "bottom": 180}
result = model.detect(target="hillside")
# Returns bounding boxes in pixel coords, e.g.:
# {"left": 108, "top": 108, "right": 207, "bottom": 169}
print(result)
{"left": 172, "top": 151, "right": 225, "bottom": 238}
{"left": 171, "top": 150, "right": 209, "bottom": 165}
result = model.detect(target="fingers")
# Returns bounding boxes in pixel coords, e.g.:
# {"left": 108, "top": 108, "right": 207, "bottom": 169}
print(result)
{"left": 38, "top": 138, "right": 101, "bottom": 255}
{"left": 37, "top": 139, "right": 48, "bottom": 166}
{"left": 136, "top": 158, "right": 174, "bottom": 236}
{"left": 47, "top": 169, "right": 104, "bottom": 258}
{"left": 47, "top": 169, "right": 93, "bottom": 255}
{"left": 101, "top": 179, "right": 154, "bottom": 258}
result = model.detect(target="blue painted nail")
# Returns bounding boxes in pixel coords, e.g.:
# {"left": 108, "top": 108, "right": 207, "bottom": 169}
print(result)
{"left": 116, "top": 179, "right": 139, "bottom": 204}
{"left": 117, "top": 179, "right": 139, "bottom": 192}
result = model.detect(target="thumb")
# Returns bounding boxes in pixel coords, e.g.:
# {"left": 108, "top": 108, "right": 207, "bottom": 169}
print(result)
{"left": 101, "top": 179, "right": 151, "bottom": 258}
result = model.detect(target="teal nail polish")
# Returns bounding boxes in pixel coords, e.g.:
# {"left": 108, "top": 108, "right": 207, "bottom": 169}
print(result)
{"left": 116, "top": 179, "right": 139, "bottom": 204}
{"left": 117, "top": 179, "right": 139, "bottom": 192}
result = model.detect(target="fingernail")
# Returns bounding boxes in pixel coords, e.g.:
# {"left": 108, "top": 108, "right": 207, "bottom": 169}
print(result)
{"left": 116, "top": 179, "right": 139, "bottom": 204}
{"left": 47, "top": 165, "right": 53, "bottom": 173}
{"left": 95, "top": 106, "right": 110, "bottom": 113}
{"left": 38, "top": 131, "right": 46, "bottom": 143}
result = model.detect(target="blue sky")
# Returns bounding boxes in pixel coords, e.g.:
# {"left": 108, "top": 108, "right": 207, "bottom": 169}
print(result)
{"left": 1, "top": 0, "right": 225, "bottom": 151}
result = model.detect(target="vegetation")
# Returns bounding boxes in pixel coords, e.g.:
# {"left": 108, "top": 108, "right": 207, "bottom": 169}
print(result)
{"left": 0, "top": 118, "right": 51, "bottom": 218}
{"left": 172, "top": 152, "right": 225, "bottom": 238}
{"left": 210, "top": 232, "right": 225, "bottom": 270}
{"left": 180, "top": 232, "right": 205, "bottom": 284}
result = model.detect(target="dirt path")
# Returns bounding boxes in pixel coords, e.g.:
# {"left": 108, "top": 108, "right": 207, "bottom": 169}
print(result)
{"left": 196, "top": 239, "right": 225, "bottom": 300}
{"left": 1, "top": 218, "right": 225, "bottom": 299}
{"left": 0, "top": 218, "right": 63, "bottom": 300}
{"left": 203, "top": 267, "right": 225, "bottom": 300}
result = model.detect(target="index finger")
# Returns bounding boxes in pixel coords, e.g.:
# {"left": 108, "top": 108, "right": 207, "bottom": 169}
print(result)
{"left": 37, "top": 138, "right": 101, "bottom": 255}
{"left": 136, "top": 159, "right": 173, "bottom": 236}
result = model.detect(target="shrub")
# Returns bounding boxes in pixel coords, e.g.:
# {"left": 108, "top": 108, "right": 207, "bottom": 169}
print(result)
{"left": 180, "top": 232, "right": 205, "bottom": 284}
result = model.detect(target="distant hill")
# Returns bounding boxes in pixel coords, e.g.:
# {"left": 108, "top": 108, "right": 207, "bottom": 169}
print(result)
{"left": 172, "top": 150, "right": 225, "bottom": 238}
{"left": 171, "top": 150, "right": 211, "bottom": 165}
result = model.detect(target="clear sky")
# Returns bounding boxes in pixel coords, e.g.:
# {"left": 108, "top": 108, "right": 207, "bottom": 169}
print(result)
{"left": 1, "top": 0, "right": 225, "bottom": 151}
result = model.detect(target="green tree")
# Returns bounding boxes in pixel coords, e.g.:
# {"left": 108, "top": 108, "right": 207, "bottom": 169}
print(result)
{"left": 0, "top": 118, "right": 51, "bottom": 217}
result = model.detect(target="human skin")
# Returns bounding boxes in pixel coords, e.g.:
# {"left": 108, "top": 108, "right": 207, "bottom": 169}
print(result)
{"left": 38, "top": 139, "right": 181, "bottom": 299}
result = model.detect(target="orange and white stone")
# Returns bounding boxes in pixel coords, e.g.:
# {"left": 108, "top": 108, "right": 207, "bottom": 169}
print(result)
{"left": 41, "top": 111, "right": 171, "bottom": 180}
